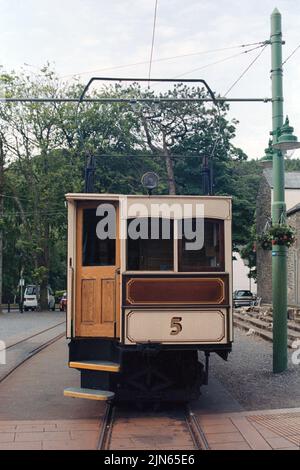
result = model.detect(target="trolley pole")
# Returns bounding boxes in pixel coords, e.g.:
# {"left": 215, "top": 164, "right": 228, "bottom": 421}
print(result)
{"left": 271, "top": 8, "right": 287, "bottom": 373}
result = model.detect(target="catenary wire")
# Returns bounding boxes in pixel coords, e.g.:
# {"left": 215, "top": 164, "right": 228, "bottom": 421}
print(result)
{"left": 148, "top": 0, "right": 159, "bottom": 87}
{"left": 282, "top": 43, "right": 300, "bottom": 65}
{"left": 173, "top": 43, "right": 267, "bottom": 79}
{"left": 3, "top": 210, "right": 67, "bottom": 217}
{"left": 224, "top": 43, "right": 268, "bottom": 96}
{"left": 1, "top": 41, "right": 269, "bottom": 191}
{"left": 59, "top": 41, "right": 267, "bottom": 79}
{"left": 208, "top": 43, "right": 269, "bottom": 185}
{"left": 0, "top": 193, "right": 34, "bottom": 201}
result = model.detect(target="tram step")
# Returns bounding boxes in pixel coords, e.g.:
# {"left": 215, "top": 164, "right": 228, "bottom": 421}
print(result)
{"left": 64, "top": 387, "right": 115, "bottom": 401}
{"left": 69, "top": 360, "right": 120, "bottom": 373}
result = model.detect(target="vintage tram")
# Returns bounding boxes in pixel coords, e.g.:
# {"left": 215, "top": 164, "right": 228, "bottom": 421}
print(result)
{"left": 64, "top": 194, "right": 232, "bottom": 402}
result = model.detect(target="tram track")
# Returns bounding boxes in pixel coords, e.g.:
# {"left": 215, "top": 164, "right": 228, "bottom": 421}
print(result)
{"left": 0, "top": 323, "right": 65, "bottom": 384}
{"left": 98, "top": 402, "right": 209, "bottom": 451}
{"left": 98, "top": 402, "right": 115, "bottom": 450}
{"left": 185, "top": 406, "right": 210, "bottom": 450}
{"left": 6, "top": 321, "right": 66, "bottom": 350}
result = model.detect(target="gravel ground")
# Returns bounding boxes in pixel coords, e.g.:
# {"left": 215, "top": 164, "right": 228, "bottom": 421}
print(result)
{"left": 206, "top": 328, "right": 300, "bottom": 411}
{"left": 0, "top": 310, "right": 65, "bottom": 345}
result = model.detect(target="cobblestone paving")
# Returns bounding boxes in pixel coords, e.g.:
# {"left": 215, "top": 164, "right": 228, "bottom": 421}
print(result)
{"left": 0, "top": 419, "right": 100, "bottom": 450}
{"left": 196, "top": 408, "right": 300, "bottom": 450}
{"left": 1, "top": 409, "right": 300, "bottom": 450}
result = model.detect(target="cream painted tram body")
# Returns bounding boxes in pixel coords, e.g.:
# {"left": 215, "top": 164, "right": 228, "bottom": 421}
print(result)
{"left": 64, "top": 194, "right": 233, "bottom": 403}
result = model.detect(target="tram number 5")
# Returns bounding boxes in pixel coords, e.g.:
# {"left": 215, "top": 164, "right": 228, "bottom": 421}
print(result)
{"left": 170, "top": 317, "right": 183, "bottom": 335}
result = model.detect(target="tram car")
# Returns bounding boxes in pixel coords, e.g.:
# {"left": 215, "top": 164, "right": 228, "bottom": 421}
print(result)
{"left": 64, "top": 193, "right": 232, "bottom": 402}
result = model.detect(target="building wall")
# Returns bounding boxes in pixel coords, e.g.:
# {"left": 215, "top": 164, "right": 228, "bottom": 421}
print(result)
{"left": 271, "top": 188, "right": 300, "bottom": 211}
{"left": 256, "top": 170, "right": 300, "bottom": 305}
{"left": 256, "top": 177, "right": 272, "bottom": 303}
{"left": 287, "top": 211, "right": 300, "bottom": 306}
{"left": 233, "top": 251, "right": 257, "bottom": 293}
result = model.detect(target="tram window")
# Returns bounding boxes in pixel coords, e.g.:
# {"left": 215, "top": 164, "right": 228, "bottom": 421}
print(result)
{"left": 127, "top": 218, "right": 174, "bottom": 271}
{"left": 178, "top": 219, "right": 224, "bottom": 272}
{"left": 82, "top": 208, "right": 116, "bottom": 266}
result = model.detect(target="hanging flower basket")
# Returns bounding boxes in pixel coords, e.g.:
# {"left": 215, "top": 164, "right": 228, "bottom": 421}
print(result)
{"left": 257, "top": 223, "right": 296, "bottom": 249}
{"left": 269, "top": 224, "right": 296, "bottom": 247}
{"left": 257, "top": 232, "right": 272, "bottom": 250}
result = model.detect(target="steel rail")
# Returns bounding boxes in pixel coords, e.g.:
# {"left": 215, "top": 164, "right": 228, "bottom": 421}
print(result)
{"left": 97, "top": 403, "right": 115, "bottom": 450}
{"left": 0, "top": 331, "right": 65, "bottom": 384}
{"left": 97, "top": 402, "right": 210, "bottom": 451}
{"left": 6, "top": 321, "right": 66, "bottom": 350}
{"left": 185, "top": 406, "right": 210, "bottom": 450}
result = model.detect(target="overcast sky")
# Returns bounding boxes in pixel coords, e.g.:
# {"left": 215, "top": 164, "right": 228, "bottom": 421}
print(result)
{"left": 1, "top": 0, "right": 300, "bottom": 159}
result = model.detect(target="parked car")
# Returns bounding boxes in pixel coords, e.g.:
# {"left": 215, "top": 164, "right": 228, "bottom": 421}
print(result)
{"left": 23, "top": 285, "right": 56, "bottom": 311}
{"left": 233, "top": 290, "right": 256, "bottom": 308}
{"left": 59, "top": 292, "right": 67, "bottom": 312}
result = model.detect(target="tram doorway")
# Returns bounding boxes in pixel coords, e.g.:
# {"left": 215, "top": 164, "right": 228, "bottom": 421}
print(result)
{"left": 75, "top": 201, "right": 120, "bottom": 337}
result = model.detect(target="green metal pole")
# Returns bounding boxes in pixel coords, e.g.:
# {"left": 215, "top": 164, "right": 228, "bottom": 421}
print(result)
{"left": 271, "top": 8, "right": 287, "bottom": 373}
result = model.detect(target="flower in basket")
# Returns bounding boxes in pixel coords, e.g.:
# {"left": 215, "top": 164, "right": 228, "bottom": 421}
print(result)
{"left": 269, "top": 224, "right": 296, "bottom": 247}
{"left": 257, "top": 232, "right": 272, "bottom": 250}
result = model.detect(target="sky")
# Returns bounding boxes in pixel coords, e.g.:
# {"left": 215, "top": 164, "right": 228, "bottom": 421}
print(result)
{"left": 0, "top": 0, "right": 300, "bottom": 159}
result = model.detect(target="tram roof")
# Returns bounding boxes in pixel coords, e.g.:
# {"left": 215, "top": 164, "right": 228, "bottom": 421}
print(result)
{"left": 65, "top": 193, "right": 232, "bottom": 202}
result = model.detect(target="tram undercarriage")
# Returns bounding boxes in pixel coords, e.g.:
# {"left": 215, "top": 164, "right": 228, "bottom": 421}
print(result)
{"left": 68, "top": 338, "right": 231, "bottom": 403}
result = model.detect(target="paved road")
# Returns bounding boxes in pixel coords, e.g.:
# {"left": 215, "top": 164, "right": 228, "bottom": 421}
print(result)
{"left": 0, "top": 335, "right": 241, "bottom": 421}
{"left": 0, "top": 338, "right": 105, "bottom": 420}
{"left": 0, "top": 329, "right": 300, "bottom": 450}
{"left": 0, "top": 311, "right": 65, "bottom": 346}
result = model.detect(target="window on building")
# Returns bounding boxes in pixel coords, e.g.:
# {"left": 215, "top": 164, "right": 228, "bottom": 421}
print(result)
{"left": 127, "top": 218, "right": 174, "bottom": 271}
{"left": 178, "top": 219, "right": 224, "bottom": 272}
{"left": 82, "top": 208, "right": 116, "bottom": 266}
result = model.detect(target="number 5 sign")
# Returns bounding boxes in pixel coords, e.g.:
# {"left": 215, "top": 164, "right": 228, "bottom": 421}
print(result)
{"left": 170, "top": 317, "right": 183, "bottom": 336}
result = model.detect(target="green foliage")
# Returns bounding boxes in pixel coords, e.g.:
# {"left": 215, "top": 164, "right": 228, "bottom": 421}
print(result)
{"left": 269, "top": 224, "right": 296, "bottom": 247}
{"left": 256, "top": 223, "right": 296, "bottom": 250}
{"left": 0, "top": 65, "right": 276, "bottom": 298}
{"left": 256, "top": 231, "right": 272, "bottom": 250}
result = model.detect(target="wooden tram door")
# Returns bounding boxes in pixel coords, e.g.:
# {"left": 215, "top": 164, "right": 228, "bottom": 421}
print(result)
{"left": 75, "top": 202, "right": 120, "bottom": 337}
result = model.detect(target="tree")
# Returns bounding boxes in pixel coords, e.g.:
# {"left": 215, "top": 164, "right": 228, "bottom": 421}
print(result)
{"left": 0, "top": 67, "right": 83, "bottom": 309}
{"left": 0, "top": 138, "right": 5, "bottom": 312}
{"left": 0, "top": 67, "right": 269, "bottom": 303}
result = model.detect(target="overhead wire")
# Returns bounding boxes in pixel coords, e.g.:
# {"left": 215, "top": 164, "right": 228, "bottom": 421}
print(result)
{"left": 223, "top": 43, "right": 268, "bottom": 96}
{"left": 2, "top": 38, "right": 269, "bottom": 195}
{"left": 208, "top": 42, "right": 269, "bottom": 189}
{"left": 148, "top": 0, "right": 159, "bottom": 87}
{"left": 174, "top": 43, "right": 267, "bottom": 79}
{"left": 70, "top": 41, "right": 269, "bottom": 188}
{"left": 3, "top": 209, "right": 67, "bottom": 217}
{"left": 59, "top": 41, "right": 267, "bottom": 80}
{"left": 0, "top": 193, "right": 33, "bottom": 201}
{"left": 282, "top": 43, "right": 300, "bottom": 65}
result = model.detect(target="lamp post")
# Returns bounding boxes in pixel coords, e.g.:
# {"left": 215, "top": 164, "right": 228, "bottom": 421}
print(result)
{"left": 270, "top": 9, "right": 300, "bottom": 373}
{"left": 260, "top": 140, "right": 274, "bottom": 169}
